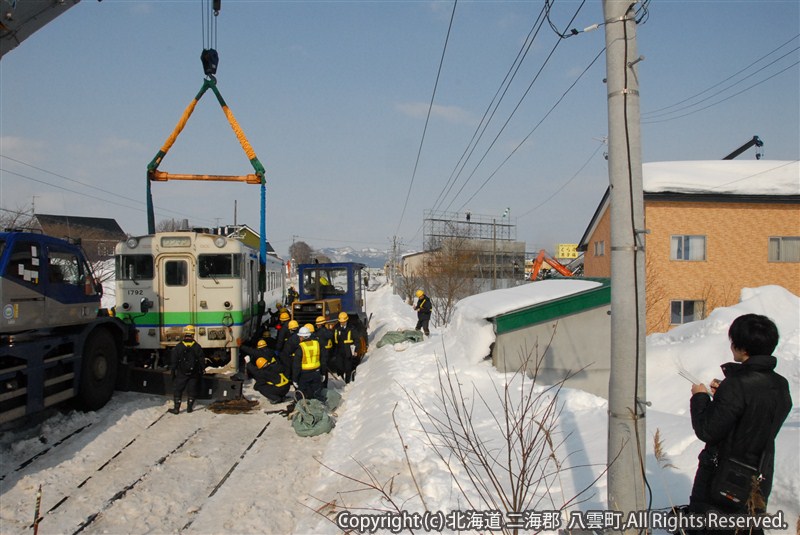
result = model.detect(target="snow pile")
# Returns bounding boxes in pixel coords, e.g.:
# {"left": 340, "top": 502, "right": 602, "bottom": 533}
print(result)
{"left": 1, "top": 281, "right": 797, "bottom": 534}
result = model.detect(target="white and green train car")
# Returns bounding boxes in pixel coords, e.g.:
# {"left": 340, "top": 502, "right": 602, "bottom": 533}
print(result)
{"left": 114, "top": 232, "right": 284, "bottom": 370}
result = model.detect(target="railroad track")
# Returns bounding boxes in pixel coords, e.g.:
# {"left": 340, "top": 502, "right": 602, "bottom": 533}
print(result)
{"left": 2, "top": 402, "right": 283, "bottom": 535}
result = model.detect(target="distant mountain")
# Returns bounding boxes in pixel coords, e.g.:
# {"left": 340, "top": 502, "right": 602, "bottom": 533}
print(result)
{"left": 314, "top": 246, "right": 389, "bottom": 268}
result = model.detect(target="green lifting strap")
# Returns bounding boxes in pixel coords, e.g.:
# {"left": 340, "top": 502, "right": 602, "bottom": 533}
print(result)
{"left": 146, "top": 77, "right": 266, "bottom": 236}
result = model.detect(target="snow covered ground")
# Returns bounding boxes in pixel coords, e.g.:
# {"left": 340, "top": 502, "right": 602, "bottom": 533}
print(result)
{"left": 1, "top": 280, "right": 797, "bottom": 534}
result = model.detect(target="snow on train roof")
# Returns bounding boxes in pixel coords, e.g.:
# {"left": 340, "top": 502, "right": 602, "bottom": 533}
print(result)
{"left": 643, "top": 160, "right": 799, "bottom": 196}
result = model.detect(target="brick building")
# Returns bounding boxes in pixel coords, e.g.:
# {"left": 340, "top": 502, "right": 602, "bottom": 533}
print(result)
{"left": 578, "top": 160, "right": 800, "bottom": 333}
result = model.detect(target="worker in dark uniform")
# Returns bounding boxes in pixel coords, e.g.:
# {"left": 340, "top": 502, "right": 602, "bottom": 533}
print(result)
{"left": 291, "top": 326, "right": 324, "bottom": 401}
{"left": 334, "top": 312, "right": 357, "bottom": 384}
{"left": 274, "top": 311, "right": 292, "bottom": 353}
{"left": 413, "top": 289, "right": 432, "bottom": 336}
{"left": 242, "top": 340, "right": 290, "bottom": 404}
{"left": 314, "top": 315, "right": 334, "bottom": 388}
{"left": 169, "top": 325, "right": 206, "bottom": 414}
{"left": 278, "top": 319, "right": 300, "bottom": 371}
{"left": 285, "top": 286, "right": 298, "bottom": 307}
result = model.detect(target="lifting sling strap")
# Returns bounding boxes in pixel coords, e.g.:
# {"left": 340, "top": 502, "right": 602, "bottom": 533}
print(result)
{"left": 145, "top": 76, "right": 268, "bottom": 267}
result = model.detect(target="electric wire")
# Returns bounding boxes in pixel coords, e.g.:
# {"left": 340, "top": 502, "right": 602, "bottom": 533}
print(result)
{"left": 430, "top": 4, "right": 549, "bottom": 214}
{"left": 394, "top": 0, "right": 458, "bottom": 237}
{"left": 454, "top": 43, "right": 604, "bottom": 213}
{"left": 642, "top": 34, "right": 798, "bottom": 117}
{"left": 642, "top": 60, "right": 799, "bottom": 124}
{"left": 0, "top": 157, "right": 215, "bottom": 224}
{"left": 440, "top": 0, "right": 587, "bottom": 214}
{"left": 514, "top": 141, "right": 605, "bottom": 220}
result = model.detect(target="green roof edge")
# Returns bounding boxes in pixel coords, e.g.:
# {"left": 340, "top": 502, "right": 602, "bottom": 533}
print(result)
{"left": 493, "top": 278, "right": 611, "bottom": 335}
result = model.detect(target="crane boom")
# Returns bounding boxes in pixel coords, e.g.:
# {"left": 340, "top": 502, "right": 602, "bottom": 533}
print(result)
{"left": 723, "top": 135, "right": 763, "bottom": 160}
{"left": 0, "top": 0, "right": 81, "bottom": 59}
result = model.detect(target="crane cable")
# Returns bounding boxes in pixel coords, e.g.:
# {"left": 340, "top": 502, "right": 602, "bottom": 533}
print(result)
{"left": 201, "top": 0, "right": 221, "bottom": 80}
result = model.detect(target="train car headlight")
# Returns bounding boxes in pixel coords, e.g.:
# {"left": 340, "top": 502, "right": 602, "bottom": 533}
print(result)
{"left": 214, "top": 236, "right": 227, "bottom": 248}
{"left": 126, "top": 237, "right": 139, "bottom": 249}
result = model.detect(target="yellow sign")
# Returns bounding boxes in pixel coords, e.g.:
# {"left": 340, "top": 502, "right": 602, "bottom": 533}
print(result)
{"left": 556, "top": 244, "right": 579, "bottom": 259}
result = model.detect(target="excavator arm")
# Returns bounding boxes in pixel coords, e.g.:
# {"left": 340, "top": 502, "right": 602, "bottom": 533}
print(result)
{"left": 529, "top": 249, "right": 574, "bottom": 281}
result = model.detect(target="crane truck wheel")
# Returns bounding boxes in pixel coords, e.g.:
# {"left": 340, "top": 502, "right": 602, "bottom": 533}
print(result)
{"left": 76, "top": 329, "right": 119, "bottom": 411}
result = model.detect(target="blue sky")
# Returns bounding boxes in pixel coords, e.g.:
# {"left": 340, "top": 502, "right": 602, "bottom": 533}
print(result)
{"left": 1, "top": 0, "right": 798, "bottom": 258}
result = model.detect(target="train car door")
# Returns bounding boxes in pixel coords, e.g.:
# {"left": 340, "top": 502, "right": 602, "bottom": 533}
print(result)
{"left": 158, "top": 255, "right": 195, "bottom": 344}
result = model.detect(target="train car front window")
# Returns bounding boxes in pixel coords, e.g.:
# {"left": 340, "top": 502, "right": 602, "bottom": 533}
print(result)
{"left": 165, "top": 260, "right": 188, "bottom": 287}
{"left": 198, "top": 254, "right": 242, "bottom": 279}
{"left": 116, "top": 255, "right": 154, "bottom": 281}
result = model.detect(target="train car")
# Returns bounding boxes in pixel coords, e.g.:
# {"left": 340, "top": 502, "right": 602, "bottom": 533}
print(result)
{"left": 113, "top": 231, "right": 284, "bottom": 371}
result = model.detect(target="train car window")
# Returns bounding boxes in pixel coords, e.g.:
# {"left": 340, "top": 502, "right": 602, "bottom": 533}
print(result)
{"left": 198, "top": 254, "right": 242, "bottom": 279}
{"left": 165, "top": 260, "right": 188, "bottom": 286}
{"left": 116, "top": 255, "right": 154, "bottom": 281}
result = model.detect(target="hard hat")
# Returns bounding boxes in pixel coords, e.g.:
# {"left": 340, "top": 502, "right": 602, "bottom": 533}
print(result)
{"left": 257, "top": 339, "right": 268, "bottom": 349}
{"left": 288, "top": 320, "right": 299, "bottom": 330}
{"left": 416, "top": 290, "right": 424, "bottom": 298}
{"left": 303, "top": 323, "right": 315, "bottom": 333}
{"left": 298, "top": 326, "right": 311, "bottom": 338}
{"left": 320, "top": 276, "right": 330, "bottom": 286}
{"left": 255, "top": 357, "right": 268, "bottom": 369}
{"left": 315, "top": 315, "right": 327, "bottom": 325}
{"left": 279, "top": 311, "right": 290, "bottom": 322}
{"left": 338, "top": 312, "right": 349, "bottom": 323}
{"left": 184, "top": 325, "right": 196, "bottom": 335}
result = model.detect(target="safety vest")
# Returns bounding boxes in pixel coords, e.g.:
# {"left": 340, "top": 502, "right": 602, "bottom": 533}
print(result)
{"left": 335, "top": 325, "right": 354, "bottom": 344}
{"left": 269, "top": 373, "right": 290, "bottom": 387}
{"left": 299, "top": 339, "right": 321, "bottom": 371}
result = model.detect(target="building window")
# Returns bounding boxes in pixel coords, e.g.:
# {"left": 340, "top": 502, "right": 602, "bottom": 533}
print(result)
{"left": 671, "top": 235, "right": 706, "bottom": 261}
{"left": 594, "top": 240, "right": 605, "bottom": 257}
{"left": 768, "top": 237, "right": 800, "bottom": 262}
{"left": 671, "top": 300, "right": 705, "bottom": 325}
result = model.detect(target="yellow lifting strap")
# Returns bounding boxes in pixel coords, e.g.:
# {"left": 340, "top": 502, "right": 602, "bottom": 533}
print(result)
{"left": 146, "top": 77, "right": 266, "bottom": 233}
{"left": 147, "top": 77, "right": 264, "bottom": 181}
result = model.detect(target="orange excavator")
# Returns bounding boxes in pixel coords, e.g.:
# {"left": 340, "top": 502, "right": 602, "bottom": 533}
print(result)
{"left": 528, "top": 249, "right": 574, "bottom": 281}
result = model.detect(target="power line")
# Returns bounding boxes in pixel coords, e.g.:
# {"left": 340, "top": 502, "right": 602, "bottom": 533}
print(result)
{"left": 515, "top": 140, "right": 605, "bottom": 220}
{"left": 394, "top": 0, "right": 458, "bottom": 236}
{"left": 455, "top": 44, "right": 604, "bottom": 212}
{"left": 642, "top": 33, "right": 799, "bottom": 117}
{"left": 430, "top": 4, "right": 549, "bottom": 213}
{"left": 0, "top": 158, "right": 212, "bottom": 224}
{"left": 441, "top": 1, "right": 588, "bottom": 213}
{"left": 642, "top": 60, "right": 799, "bottom": 125}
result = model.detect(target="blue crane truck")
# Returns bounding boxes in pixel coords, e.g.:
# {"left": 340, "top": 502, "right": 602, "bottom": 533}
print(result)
{"left": 0, "top": 231, "right": 131, "bottom": 425}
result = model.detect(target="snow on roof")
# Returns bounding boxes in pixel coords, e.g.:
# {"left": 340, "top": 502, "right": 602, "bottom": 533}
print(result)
{"left": 455, "top": 279, "right": 603, "bottom": 321}
{"left": 643, "top": 160, "right": 799, "bottom": 196}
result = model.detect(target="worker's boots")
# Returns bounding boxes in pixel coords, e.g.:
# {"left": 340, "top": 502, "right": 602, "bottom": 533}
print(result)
{"left": 187, "top": 399, "right": 195, "bottom": 413}
{"left": 168, "top": 398, "right": 181, "bottom": 414}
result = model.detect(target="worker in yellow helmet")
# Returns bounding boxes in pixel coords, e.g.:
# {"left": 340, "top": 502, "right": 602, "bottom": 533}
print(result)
{"left": 169, "top": 325, "right": 205, "bottom": 414}
{"left": 314, "top": 315, "right": 335, "bottom": 388}
{"left": 291, "top": 326, "right": 325, "bottom": 401}
{"left": 274, "top": 311, "right": 293, "bottom": 354}
{"left": 413, "top": 289, "right": 432, "bottom": 336}
{"left": 278, "top": 319, "right": 301, "bottom": 371}
{"left": 333, "top": 311, "right": 358, "bottom": 384}
{"left": 240, "top": 338, "right": 290, "bottom": 404}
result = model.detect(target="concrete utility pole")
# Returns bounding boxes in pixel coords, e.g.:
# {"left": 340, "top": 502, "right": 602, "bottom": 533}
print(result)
{"left": 603, "top": 0, "right": 647, "bottom": 521}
